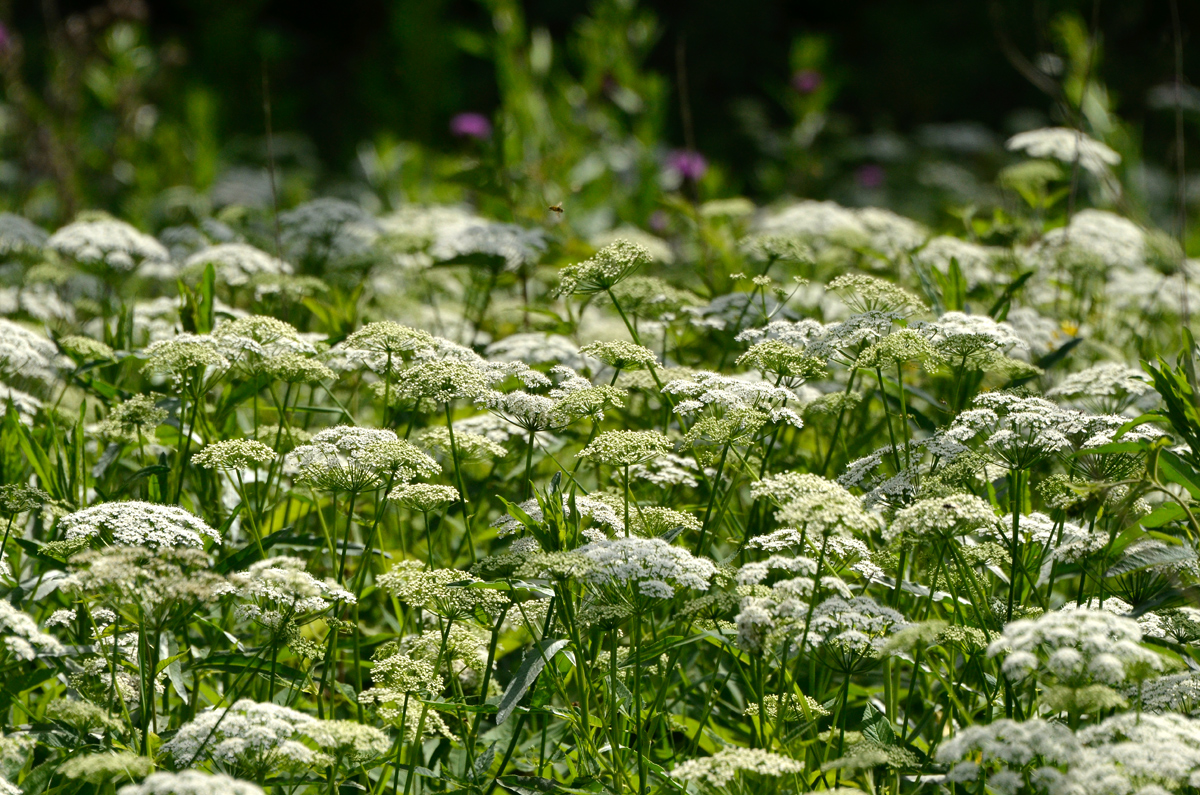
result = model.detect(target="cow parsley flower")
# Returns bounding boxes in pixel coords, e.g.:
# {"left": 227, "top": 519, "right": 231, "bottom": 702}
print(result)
{"left": 193, "top": 439, "right": 277, "bottom": 471}
{"left": 672, "top": 748, "right": 805, "bottom": 788}
{"left": 59, "top": 752, "right": 154, "bottom": 785}
{"left": 47, "top": 217, "right": 169, "bottom": 272}
{"left": 806, "top": 595, "right": 908, "bottom": 658}
{"left": 737, "top": 340, "right": 826, "bottom": 381}
{"left": 289, "top": 426, "right": 439, "bottom": 492}
{"left": 854, "top": 328, "right": 943, "bottom": 368}
{"left": 278, "top": 198, "right": 381, "bottom": 269}
{"left": 429, "top": 220, "right": 545, "bottom": 270}
{"left": 757, "top": 200, "right": 867, "bottom": 248}
{"left": 162, "top": 699, "right": 324, "bottom": 777}
{"left": 230, "top": 557, "right": 353, "bottom": 633}
{"left": 1028, "top": 209, "right": 1145, "bottom": 273}
{"left": 416, "top": 425, "right": 508, "bottom": 461}
{"left": 0, "top": 599, "right": 64, "bottom": 661}
{"left": 0, "top": 318, "right": 62, "bottom": 385}
{"left": 387, "top": 483, "right": 460, "bottom": 512}
{"left": 58, "top": 502, "right": 220, "bottom": 548}
{"left": 185, "top": 243, "right": 293, "bottom": 287}
{"left": 118, "top": 771, "right": 264, "bottom": 795}
{"left": 913, "top": 312, "right": 1028, "bottom": 362}
{"left": 664, "top": 371, "right": 802, "bottom": 426}
{"left": 555, "top": 240, "right": 652, "bottom": 296}
{"left": 577, "top": 430, "right": 674, "bottom": 466}
{"left": 947, "top": 392, "right": 1077, "bottom": 470}
{"left": 988, "top": 608, "right": 1163, "bottom": 687}
{"left": 336, "top": 322, "right": 435, "bottom": 374}
{"left": 913, "top": 236, "right": 1007, "bottom": 288}
{"left": 1047, "top": 362, "right": 1155, "bottom": 414}
{"left": 1006, "top": 127, "right": 1121, "bottom": 177}
{"left": 0, "top": 213, "right": 47, "bottom": 257}
{"left": 302, "top": 720, "right": 390, "bottom": 763}
{"left": 378, "top": 560, "right": 508, "bottom": 618}
{"left": 751, "top": 473, "right": 880, "bottom": 538}
{"left": 936, "top": 718, "right": 1081, "bottom": 792}
{"left": 580, "top": 340, "right": 659, "bottom": 371}
{"left": 66, "top": 546, "right": 232, "bottom": 618}
{"left": 827, "top": 274, "right": 926, "bottom": 315}
{"left": 576, "top": 536, "right": 716, "bottom": 599}
{"left": 141, "top": 334, "right": 230, "bottom": 380}
{"left": 886, "top": 494, "right": 1000, "bottom": 542}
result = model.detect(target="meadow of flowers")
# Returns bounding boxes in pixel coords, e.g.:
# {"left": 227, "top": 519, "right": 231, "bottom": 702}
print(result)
{"left": 2, "top": 89, "right": 1200, "bottom": 795}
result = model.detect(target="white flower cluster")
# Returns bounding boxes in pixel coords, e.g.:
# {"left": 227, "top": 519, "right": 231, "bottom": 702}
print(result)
{"left": 47, "top": 218, "right": 169, "bottom": 272}
{"left": 117, "top": 771, "right": 264, "bottom": 795}
{"left": 987, "top": 607, "right": 1163, "bottom": 686}
{"left": 672, "top": 747, "right": 805, "bottom": 788}
{"left": 229, "top": 556, "right": 355, "bottom": 623}
{"left": 163, "top": 699, "right": 388, "bottom": 777}
{"left": 0, "top": 319, "right": 63, "bottom": 385}
{"left": 752, "top": 472, "right": 880, "bottom": 538}
{"left": 58, "top": 501, "right": 220, "bottom": 548}
{"left": 288, "top": 426, "right": 439, "bottom": 492}
{"left": 0, "top": 599, "right": 64, "bottom": 661}
{"left": 576, "top": 537, "right": 716, "bottom": 598}
{"left": 1006, "top": 127, "right": 1121, "bottom": 177}
{"left": 185, "top": 243, "right": 293, "bottom": 287}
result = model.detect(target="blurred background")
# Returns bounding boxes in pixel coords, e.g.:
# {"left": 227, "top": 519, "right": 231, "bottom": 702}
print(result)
{"left": 0, "top": 0, "right": 1198, "bottom": 249}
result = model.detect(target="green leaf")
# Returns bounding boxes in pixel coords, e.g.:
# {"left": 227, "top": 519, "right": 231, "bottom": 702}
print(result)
{"left": 1107, "top": 537, "right": 1197, "bottom": 576}
{"left": 0, "top": 667, "right": 57, "bottom": 714}
{"left": 1160, "top": 450, "right": 1200, "bottom": 500}
{"left": 496, "top": 639, "right": 569, "bottom": 725}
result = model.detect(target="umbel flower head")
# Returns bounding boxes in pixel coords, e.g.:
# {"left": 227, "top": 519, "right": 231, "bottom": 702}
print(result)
{"left": 47, "top": 216, "right": 169, "bottom": 273}
{"left": 117, "top": 771, "right": 264, "bottom": 795}
{"left": 212, "top": 316, "right": 317, "bottom": 371}
{"left": 336, "top": 322, "right": 435, "bottom": 374}
{"left": 555, "top": 239, "right": 653, "bottom": 295}
{"left": 672, "top": 748, "right": 805, "bottom": 789}
{"left": 97, "top": 394, "right": 168, "bottom": 444}
{"left": 828, "top": 274, "right": 926, "bottom": 315}
{"left": 65, "top": 545, "right": 233, "bottom": 619}
{"left": 193, "top": 439, "right": 277, "bottom": 471}
{"left": 377, "top": 559, "right": 508, "bottom": 618}
{"left": 854, "top": 328, "right": 944, "bottom": 369}
{"left": 162, "top": 699, "right": 325, "bottom": 778}
{"left": 141, "top": 334, "right": 230, "bottom": 381}
{"left": 988, "top": 607, "right": 1164, "bottom": 689}
{"left": 576, "top": 536, "right": 717, "bottom": 599}
{"left": 577, "top": 430, "right": 674, "bottom": 466}
{"left": 1006, "top": 126, "right": 1121, "bottom": 177}
{"left": 0, "top": 318, "right": 63, "bottom": 386}
{"left": 289, "top": 426, "right": 439, "bottom": 492}
{"left": 185, "top": 242, "right": 293, "bottom": 287}
{"left": 885, "top": 494, "right": 1000, "bottom": 542}
{"left": 58, "top": 502, "right": 220, "bottom": 548}
{"left": 580, "top": 340, "right": 659, "bottom": 371}
{"left": 1047, "top": 362, "right": 1155, "bottom": 414}
{"left": 388, "top": 483, "right": 460, "bottom": 512}
{"left": 737, "top": 339, "right": 827, "bottom": 381}
{"left": 0, "top": 599, "right": 64, "bottom": 661}
{"left": 752, "top": 473, "right": 880, "bottom": 538}
{"left": 230, "top": 557, "right": 353, "bottom": 636}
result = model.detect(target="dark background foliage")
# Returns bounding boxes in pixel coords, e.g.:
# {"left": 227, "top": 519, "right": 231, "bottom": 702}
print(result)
{"left": 9, "top": 0, "right": 1198, "bottom": 174}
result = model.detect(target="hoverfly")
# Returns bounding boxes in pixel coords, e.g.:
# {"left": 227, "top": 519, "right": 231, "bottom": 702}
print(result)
{"left": 548, "top": 203, "right": 563, "bottom": 215}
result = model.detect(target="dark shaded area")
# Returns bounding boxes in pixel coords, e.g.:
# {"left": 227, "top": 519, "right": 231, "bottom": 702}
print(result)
{"left": 11, "top": 0, "right": 1200, "bottom": 173}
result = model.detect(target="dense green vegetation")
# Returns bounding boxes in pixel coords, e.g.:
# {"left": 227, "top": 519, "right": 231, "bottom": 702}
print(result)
{"left": 2, "top": 3, "right": 1200, "bottom": 795}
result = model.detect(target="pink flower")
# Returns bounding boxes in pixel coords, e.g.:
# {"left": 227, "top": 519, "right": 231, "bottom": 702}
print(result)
{"left": 855, "top": 164, "right": 886, "bottom": 189}
{"left": 791, "top": 69, "right": 823, "bottom": 95}
{"left": 450, "top": 113, "right": 492, "bottom": 140}
{"left": 667, "top": 150, "right": 707, "bottom": 182}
